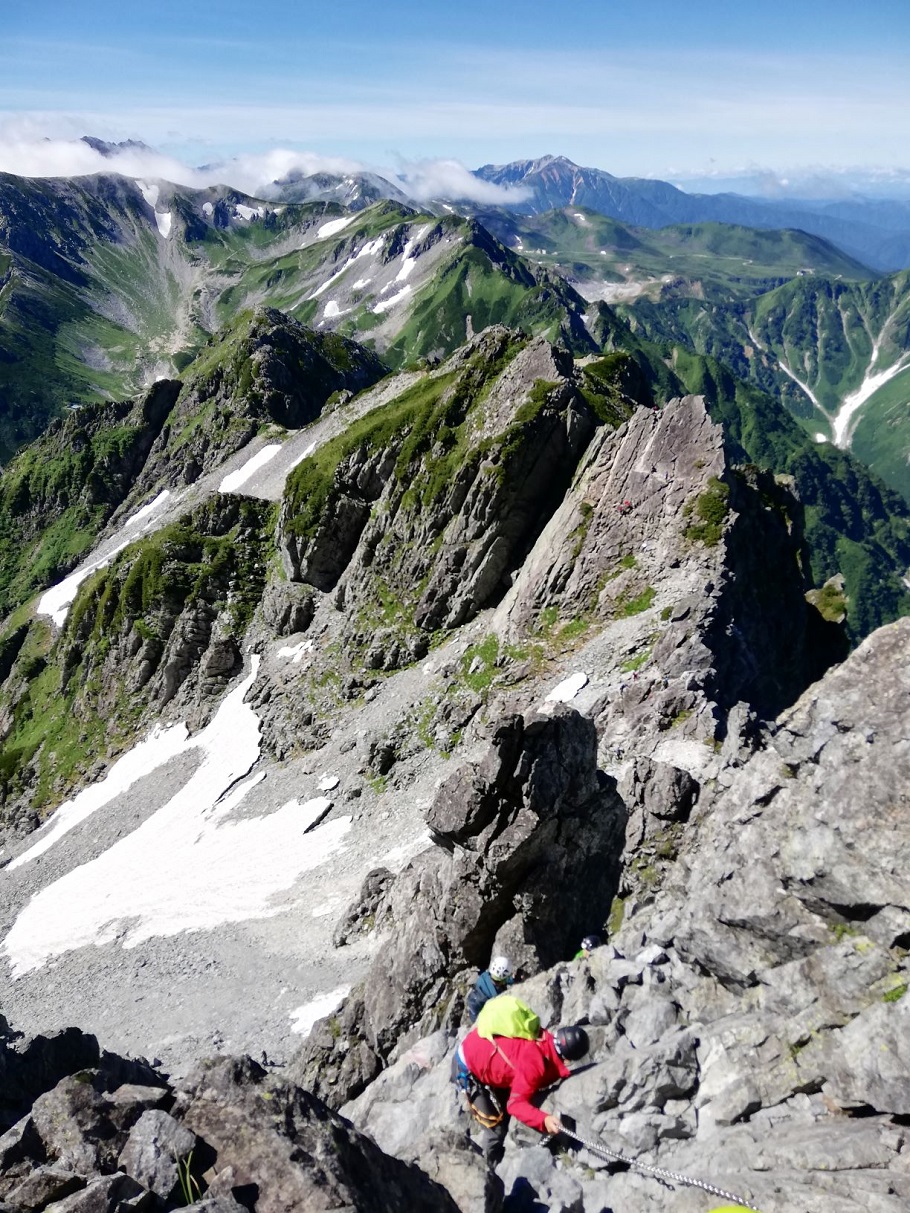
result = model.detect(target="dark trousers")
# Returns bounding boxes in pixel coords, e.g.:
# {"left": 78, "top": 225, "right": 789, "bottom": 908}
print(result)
{"left": 450, "top": 1050, "right": 509, "bottom": 1165}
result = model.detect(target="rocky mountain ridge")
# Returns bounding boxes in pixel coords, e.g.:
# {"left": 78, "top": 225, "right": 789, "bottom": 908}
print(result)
{"left": 0, "top": 301, "right": 909, "bottom": 1212}
{"left": 0, "top": 173, "right": 594, "bottom": 461}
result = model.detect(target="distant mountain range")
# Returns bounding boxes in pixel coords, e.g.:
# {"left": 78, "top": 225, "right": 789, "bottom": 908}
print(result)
{"left": 472, "top": 155, "right": 910, "bottom": 272}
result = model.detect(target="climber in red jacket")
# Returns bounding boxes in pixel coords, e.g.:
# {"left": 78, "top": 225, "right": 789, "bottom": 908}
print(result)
{"left": 454, "top": 1008, "right": 589, "bottom": 1163}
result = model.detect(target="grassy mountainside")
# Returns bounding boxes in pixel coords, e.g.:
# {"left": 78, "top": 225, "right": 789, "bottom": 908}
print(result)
{"left": 0, "top": 495, "right": 272, "bottom": 813}
{"left": 618, "top": 270, "right": 910, "bottom": 500}
{"left": 473, "top": 207, "right": 875, "bottom": 302}
{"left": 0, "top": 380, "right": 180, "bottom": 618}
{"left": 0, "top": 176, "right": 597, "bottom": 461}
{"left": 0, "top": 172, "right": 342, "bottom": 458}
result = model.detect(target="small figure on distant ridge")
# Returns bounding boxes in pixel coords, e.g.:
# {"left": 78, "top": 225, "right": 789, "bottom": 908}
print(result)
{"left": 574, "top": 934, "right": 602, "bottom": 960}
{"left": 466, "top": 955, "right": 513, "bottom": 1023}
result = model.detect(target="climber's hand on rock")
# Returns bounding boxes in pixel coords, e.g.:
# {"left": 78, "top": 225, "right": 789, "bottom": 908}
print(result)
{"left": 543, "top": 1114, "right": 562, "bottom": 1136}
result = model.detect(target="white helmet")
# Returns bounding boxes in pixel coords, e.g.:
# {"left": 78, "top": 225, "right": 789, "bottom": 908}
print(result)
{"left": 489, "top": 956, "right": 512, "bottom": 982}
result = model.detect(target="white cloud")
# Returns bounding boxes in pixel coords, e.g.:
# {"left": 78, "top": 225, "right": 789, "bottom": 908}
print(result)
{"left": 669, "top": 163, "right": 910, "bottom": 201}
{"left": 0, "top": 122, "right": 369, "bottom": 197}
{"left": 0, "top": 123, "right": 534, "bottom": 208}
{"left": 394, "top": 157, "right": 530, "bottom": 204}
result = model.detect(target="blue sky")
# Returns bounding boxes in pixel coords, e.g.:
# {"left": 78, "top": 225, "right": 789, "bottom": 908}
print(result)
{"left": 2, "top": 0, "right": 909, "bottom": 186}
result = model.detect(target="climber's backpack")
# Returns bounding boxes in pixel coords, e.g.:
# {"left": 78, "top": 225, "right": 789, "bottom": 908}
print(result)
{"left": 475, "top": 994, "right": 541, "bottom": 1042}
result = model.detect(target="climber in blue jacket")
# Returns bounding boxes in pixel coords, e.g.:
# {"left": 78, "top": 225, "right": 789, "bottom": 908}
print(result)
{"left": 466, "top": 955, "right": 513, "bottom": 1022}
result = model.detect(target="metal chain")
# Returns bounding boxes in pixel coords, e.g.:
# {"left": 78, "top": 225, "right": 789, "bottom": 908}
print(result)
{"left": 559, "top": 1125, "right": 762, "bottom": 1211}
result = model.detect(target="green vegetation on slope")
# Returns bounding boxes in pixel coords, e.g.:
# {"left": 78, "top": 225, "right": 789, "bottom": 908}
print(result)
{"left": 0, "top": 380, "right": 179, "bottom": 617}
{"left": 618, "top": 268, "right": 910, "bottom": 501}
{"left": 0, "top": 495, "right": 273, "bottom": 815}
{"left": 475, "top": 206, "right": 875, "bottom": 302}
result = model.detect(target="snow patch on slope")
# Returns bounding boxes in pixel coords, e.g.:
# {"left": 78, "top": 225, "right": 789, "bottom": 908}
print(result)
{"left": 137, "top": 180, "right": 159, "bottom": 209}
{"left": 219, "top": 444, "right": 282, "bottom": 492}
{"left": 372, "top": 284, "right": 411, "bottom": 314}
{"left": 290, "top": 986, "right": 351, "bottom": 1035}
{"left": 3, "top": 659, "right": 355, "bottom": 976}
{"left": 154, "top": 211, "right": 172, "bottom": 238}
{"left": 8, "top": 722, "right": 191, "bottom": 870}
{"left": 36, "top": 490, "right": 173, "bottom": 629}
{"left": 308, "top": 235, "right": 385, "bottom": 298}
{"left": 128, "top": 489, "right": 171, "bottom": 525}
{"left": 833, "top": 349, "right": 910, "bottom": 448}
{"left": 317, "top": 216, "right": 355, "bottom": 239}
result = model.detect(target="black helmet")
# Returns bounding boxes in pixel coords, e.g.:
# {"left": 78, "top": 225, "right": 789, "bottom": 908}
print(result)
{"left": 554, "top": 1025, "right": 589, "bottom": 1061}
{"left": 581, "top": 935, "right": 602, "bottom": 952}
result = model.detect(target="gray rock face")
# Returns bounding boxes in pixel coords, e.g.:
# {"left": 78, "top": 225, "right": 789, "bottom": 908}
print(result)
{"left": 124, "top": 308, "right": 386, "bottom": 504}
{"left": 290, "top": 705, "right": 627, "bottom": 1105}
{"left": 338, "top": 618, "right": 910, "bottom": 1213}
{"left": 118, "top": 1109, "right": 196, "bottom": 1198}
{"left": 178, "top": 1055, "right": 461, "bottom": 1213}
{"left": 0, "top": 1030, "right": 466, "bottom": 1213}
{"left": 277, "top": 328, "right": 600, "bottom": 675}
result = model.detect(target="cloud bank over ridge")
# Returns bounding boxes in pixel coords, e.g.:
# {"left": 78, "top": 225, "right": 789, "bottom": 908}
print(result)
{"left": 0, "top": 123, "right": 530, "bottom": 206}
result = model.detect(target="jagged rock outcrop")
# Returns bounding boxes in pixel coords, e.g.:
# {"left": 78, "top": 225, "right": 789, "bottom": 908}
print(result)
{"left": 275, "top": 328, "right": 631, "bottom": 688}
{"left": 0, "top": 1028, "right": 464, "bottom": 1212}
{"left": 338, "top": 618, "right": 910, "bottom": 1213}
{"left": 493, "top": 393, "right": 844, "bottom": 756}
{"left": 121, "top": 309, "right": 386, "bottom": 506}
{"left": 289, "top": 704, "right": 626, "bottom": 1106}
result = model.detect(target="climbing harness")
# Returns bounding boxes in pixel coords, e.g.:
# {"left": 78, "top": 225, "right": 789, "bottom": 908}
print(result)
{"left": 453, "top": 1045, "right": 505, "bottom": 1129}
{"left": 466, "top": 1087, "right": 505, "bottom": 1130}
{"left": 558, "top": 1125, "right": 761, "bottom": 1211}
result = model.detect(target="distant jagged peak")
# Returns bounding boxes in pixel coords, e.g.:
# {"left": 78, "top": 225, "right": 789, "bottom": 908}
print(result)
{"left": 476, "top": 153, "right": 619, "bottom": 185}
{"left": 79, "top": 135, "right": 154, "bottom": 158}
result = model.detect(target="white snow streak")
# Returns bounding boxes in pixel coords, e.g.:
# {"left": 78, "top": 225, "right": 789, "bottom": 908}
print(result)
{"left": 235, "top": 204, "right": 262, "bottom": 221}
{"left": 323, "top": 301, "right": 343, "bottom": 319}
{"left": 154, "top": 211, "right": 172, "bottom": 238}
{"left": 277, "top": 640, "right": 314, "bottom": 663}
{"left": 137, "top": 180, "right": 159, "bottom": 209}
{"left": 289, "top": 441, "right": 317, "bottom": 471}
{"left": 289, "top": 986, "right": 351, "bottom": 1035}
{"left": 36, "top": 538, "right": 128, "bottom": 628}
{"left": 372, "top": 284, "right": 411, "bottom": 314}
{"left": 127, "top": 489, "right": 170, "bottom": 526}
{"left": 545, "top": 671, "right": 589, "bottom": 703}
{"left": 307, "top": 236, "right": 384, "bottom": 299}
{"left": 833, "top": 349, "right": 910, "bottom": 448}
{"left": 8, "top": 723, "right": 191, "bottom": 870}
{"left": 36, "top": 489, "right": 174, "bottom": 628}
{"left": 202, "top": 202, "right": 214, "bottom": 217}
{"left": 309, "top": 262, "right": 352, "bottom": 299}
{"left": 219, "top": 444, "right": 282, "bottom": 493}
{"left": 317, "top": 216, "right": 355, "bottom": 239}
{"left": 776, "top": 358, "right": 824, "bottom": 412}
{"left": 3, "top": 660, "right": 356, "bottom": 976}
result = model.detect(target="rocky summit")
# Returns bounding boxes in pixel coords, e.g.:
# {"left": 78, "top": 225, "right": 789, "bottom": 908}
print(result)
{"left": 0, "top": 290, "right": 909, "bottom": 1209}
